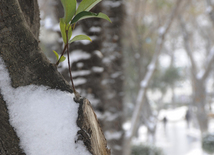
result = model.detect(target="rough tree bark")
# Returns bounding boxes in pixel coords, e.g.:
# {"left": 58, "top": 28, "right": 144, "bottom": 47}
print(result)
{"left": 0, "top": 0, "right": 110, "bottom": 154}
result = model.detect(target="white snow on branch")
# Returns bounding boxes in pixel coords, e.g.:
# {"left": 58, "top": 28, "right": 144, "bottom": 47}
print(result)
{"left": 158, "top": 27, "right": 166, "bottom": 35}
{"left": 89, "top": 26, "right": 101, "bottom": 33}
{"left": 102, "top": 1, "right": 122, "bottom": 8}
{"left": 73, "top": 78, "right": 87, "bottom": 86}
{"left": 103, "top": 112, "right": 120, "bottom": 122}
{"left": 140, "top": 80, "right": 147, "bottom": 88}
{"left": 206, "top": 6, "right": 213, "bottom": 13}
{"left": 77, "top": 62, "right": 84, "bottom": 68}
{"left": 105, "top": 131, "right": 123, "bottom": 140}
{"left": 61, "top": 50, "right": 91, "bottom": 68}
{"left": 0, "top": 58, "right": 90, "bottom": 155}
{"left": 111, "top": 72, "right": 122, "bottom": 78}
{"left": 196, "top": 70, "right": 205, "bottom": 80}
{"left": 92, "top": 66, "right": 104, "bottom": 73}
{"left": 72, "top": 70, "right": 91, "bottom": 78}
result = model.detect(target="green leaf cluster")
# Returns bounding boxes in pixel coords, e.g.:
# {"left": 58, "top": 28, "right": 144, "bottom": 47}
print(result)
{"left": 60, "top": 0, "right": 111, "bottom": 44}
{"left": 54, "top": 0, "right": 111, "bottom": 63}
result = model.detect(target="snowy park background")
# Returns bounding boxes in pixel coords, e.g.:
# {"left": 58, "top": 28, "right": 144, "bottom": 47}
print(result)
{"left": 124, "top": 106, "right": 214, "bottom": 155}
{"left": 37, "top": 0, "right": 214, "bottom": 155}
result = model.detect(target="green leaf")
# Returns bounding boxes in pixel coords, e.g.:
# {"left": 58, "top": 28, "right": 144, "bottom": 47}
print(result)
{"left": 60, "top": 18, "right": 66, "bottom": 43}
{"left": 76, "top": 0, "right": 101, "bottom": 15}
{"left": 59, "top": 55, "right": 66, "bottom": 63}
{"left": 66, "top": 24, "right": 72, "bottom": 42}
{"left": 60, "top": 18, "right": 72, "bottom": 43}
{"left": 61, "top": 0, "right": 76, "bottom": 24}
{"left": 71, "top": 11, "right": 111, "bottom": 24}
{"left": 53, "top": 50, "right": 66, "bottom": 63}
{"left": 69, "top": 35, "right": 92, "bottom": 44}
{"left": 53, "top": 50, "right": 59, "bottom": 60}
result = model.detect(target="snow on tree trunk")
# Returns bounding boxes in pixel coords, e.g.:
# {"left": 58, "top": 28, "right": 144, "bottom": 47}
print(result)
{"left": 0, "top": 0, "right": 110, "bottom": 154}
{"left": 100, "top": 1, "right": 125, "bottom": 155}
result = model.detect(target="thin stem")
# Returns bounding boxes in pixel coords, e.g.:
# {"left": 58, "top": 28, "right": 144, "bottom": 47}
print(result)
{"left": 56, "top": 44, "right": 67, "bottom": 66}
{"left": 65, "top": 30, "right": 76, "bottom": 94}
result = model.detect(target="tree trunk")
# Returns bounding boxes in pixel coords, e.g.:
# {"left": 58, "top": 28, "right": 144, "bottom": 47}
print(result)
{"left": 100, "top": 1, "right": 125, "bottom": 155}
{"left": 193, "top": 79, "right": 208, "bottom": 133}
{"left": 0, "top": 0, "right": 110, "bottom": 154}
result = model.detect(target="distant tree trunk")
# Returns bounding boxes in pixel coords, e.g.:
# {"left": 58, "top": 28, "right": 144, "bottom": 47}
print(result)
{"left": 192, "top": 78, "right": 208, "bottom": 132}
{"left": 0, "top": 0, "right": 110, "bottom": 154}
{"left": 123, "top": 1, "right": 182, "bottom": 154}
{"left": 180, "top": 17, "right": 214, "bottom": 133}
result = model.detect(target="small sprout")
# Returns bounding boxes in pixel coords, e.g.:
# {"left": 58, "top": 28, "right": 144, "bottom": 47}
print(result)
{"left": 53, "top": 50, "right": 66, "bottom": 63}
{"left": 57, "top": 0, "right": 111, "bottom": 95}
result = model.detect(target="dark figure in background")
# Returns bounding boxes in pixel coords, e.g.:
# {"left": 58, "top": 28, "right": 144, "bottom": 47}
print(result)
{"left": 163, "top": 116, "right": 168, "bottom": 130}
{"left": 185, "top": 109, "right": 191, "bottom": 128}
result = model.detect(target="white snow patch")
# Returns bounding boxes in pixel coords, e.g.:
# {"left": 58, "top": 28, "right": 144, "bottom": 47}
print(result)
{"left": 89, "top": 26, "right": 101, "bottom": 32}
{"left": 43, "top": 16, "right": 54, "bottom": 29}
{"left": 92, "top": 66, "right": 104, "bottom": 73}
{"left": 111, "top": 72, "right": 121, "bottom": 78}
{"left": 86, "top": 97, "right": 100, "bottom": 106}
{"left": 148, "top": 63, "right": 155, "bottom": 70}
{"left": 158, "top": 27, "right": 166, "bottom": 35}
{"left": 77, "top": 62, "right": 84, "bottom": 68}
{"left": 105, "top": 131, "right": 123, "bottom": 140}
{"left": 196, "top": 70, "right": 204, "bottom": 80}
{"left": 93, "top": 50, "right": 103, "bottom": 58}
{"left": 114, "top": 145, "right": 122, "bottom": 150}
{"left": 73, "top": 78, "right": 87, "bottom": 86}
{"left": 186, "top": 148, "right": 203, "bottom": 155}
{"left": 61, "top": 50, "right": 91, "bottom": 68}
{"left": 158, "top": 106, "right": 187, "bottom": 121}
{"left": 103, "top": 112, "right": 120, "bottom": 122}
{"left": 102, "top": 1, "right": 122, "bottom": 8}
{"left": 140, "top": 80, "right": 147, "bottom": 88}
{"left": 0, "top": 58, "right": 90, "bottom": 155}
{"left": 206, "top": 6, "right": 213, "bottom": 13}
{"left": 72, "top": 70, "right": 91, "bottom": 78}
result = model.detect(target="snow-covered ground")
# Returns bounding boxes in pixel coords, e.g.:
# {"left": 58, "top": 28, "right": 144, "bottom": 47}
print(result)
{"left": 126, "top": 106, "right": 214, "bottom": 155}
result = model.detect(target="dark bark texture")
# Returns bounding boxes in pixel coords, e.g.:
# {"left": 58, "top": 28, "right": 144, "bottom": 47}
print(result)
{"left": 0, "top": 0, "right": 109, "bottom": 154}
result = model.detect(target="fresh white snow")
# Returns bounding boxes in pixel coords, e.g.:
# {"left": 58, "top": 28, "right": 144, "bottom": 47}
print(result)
{"left": 105, "top": 131, "right": 123, "bottom": 140}
{"left": 92, "top": 66, "right": 104, "bottom": 73}
{"left": 0, "top": 57, "right": 91, "bottom": 155}
{"left": 73, "top": 78, "right": 87, "bottom": 86}
{"left": 72, "top": 70, "right": 91, "bottom": 78}
{"left": 61, "top": 50, "right": 91, "bottom": 68}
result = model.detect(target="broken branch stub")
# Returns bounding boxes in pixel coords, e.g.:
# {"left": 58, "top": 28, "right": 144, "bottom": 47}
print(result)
{"left": 75, "top": 97, "right": 111, "bottom": 155}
